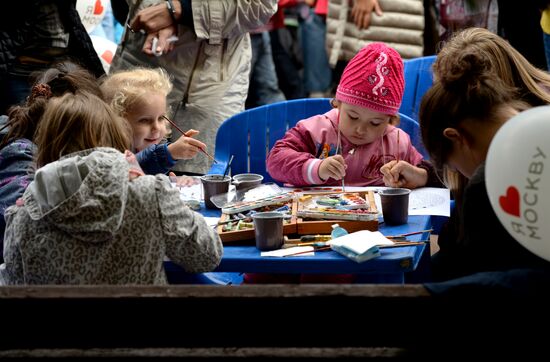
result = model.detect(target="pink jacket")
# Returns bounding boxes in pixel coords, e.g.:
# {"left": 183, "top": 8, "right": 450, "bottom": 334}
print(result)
{"left": 266, "top": 109, "right": 424, "bottom": 186}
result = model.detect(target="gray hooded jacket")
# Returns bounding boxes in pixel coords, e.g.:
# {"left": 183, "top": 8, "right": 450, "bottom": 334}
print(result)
{"left": 0, "top": 148, "right": 222, "bottom": 285}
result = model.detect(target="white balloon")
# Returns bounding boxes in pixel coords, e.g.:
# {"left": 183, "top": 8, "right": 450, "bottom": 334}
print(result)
{"left": 77, "top": 0, "right": 107, "bottom": 33}
{"left": 486, "top": 105, "right": 550, "bottom": 261}
{"left": 90, "top": 35, "right": 117, "bottom": 73}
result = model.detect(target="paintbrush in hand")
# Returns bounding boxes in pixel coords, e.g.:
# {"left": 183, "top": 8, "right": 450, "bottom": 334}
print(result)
{"left": 162, "top": 115, "right": 217, "bottom": 163}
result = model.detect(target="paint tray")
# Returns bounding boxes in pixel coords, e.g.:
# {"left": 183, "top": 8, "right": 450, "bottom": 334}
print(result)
{"left": 211, "top": 183, "right": 295, "bottom": 214}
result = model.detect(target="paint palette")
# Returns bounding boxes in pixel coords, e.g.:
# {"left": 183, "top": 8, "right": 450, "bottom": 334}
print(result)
{"left": 297, "top": 192, "right": 378, "bottom": 222}
{"left": 217, "top": 201, "right": 297, "bottom": 243}
{"left": 214, "top": 183, "right": 295, "bottom": 214}
{"left": 315, "top": 193, "right": 369, "bottom": 210}
{"left": 295, "top": 191, "right": 379, "bottom": 234}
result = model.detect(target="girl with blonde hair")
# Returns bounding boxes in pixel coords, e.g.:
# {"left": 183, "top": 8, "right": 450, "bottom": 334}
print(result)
{"left": 101, "top": 67, "right": 207, "bottom": 175}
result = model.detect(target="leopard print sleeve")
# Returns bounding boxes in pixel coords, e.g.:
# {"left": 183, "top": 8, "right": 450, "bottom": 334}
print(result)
{"left": 154, "top": 175, "right": 223, "bottom": 273}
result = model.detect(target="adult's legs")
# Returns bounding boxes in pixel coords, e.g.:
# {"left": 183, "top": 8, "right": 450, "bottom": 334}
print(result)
{"left": 246, "top": 32, "right": 286, "bottom": 109}
{"left": 270, "top": 27, "right": 306, "bottom": 100}
{"left": 299, "top": 9, "right": 332, "bottom": 97}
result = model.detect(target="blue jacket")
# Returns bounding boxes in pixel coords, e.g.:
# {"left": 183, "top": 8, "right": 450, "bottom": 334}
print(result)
{"left": 0, "top": 134, "right": 36, "bottom": 260}
{"left": 136, "top": 143, "right": 176, "bottom": 175}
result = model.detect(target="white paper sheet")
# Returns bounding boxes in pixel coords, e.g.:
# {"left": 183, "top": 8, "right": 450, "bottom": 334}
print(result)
{"left": 261, "top": 246, "right": 315, "bottom": 257}
{"left": 203, "top": 217, "right": 221, "bottom": 228}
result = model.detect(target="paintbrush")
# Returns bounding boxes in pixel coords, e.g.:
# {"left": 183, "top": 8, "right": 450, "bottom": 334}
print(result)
{"left": 379, "top": 241, "right": 428, "bottom": 248}
{"left": 223, "top": 155, "right": 234, "bottom": 179}
{"left": 162, "top": 115, "right": 217, "bottom": 163}
{"left": 336, "top": 114, "right": 345, "bottom": 193}
{"left": 386, "top": 229, "right": 433, "bottom": 239}
{"left": 283, "top": 246, "right": 332, "bottom": 257}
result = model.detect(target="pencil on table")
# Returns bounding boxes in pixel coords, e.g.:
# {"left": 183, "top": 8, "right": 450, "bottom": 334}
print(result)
{"left": 162, "top": 115, "right": 217, "bottom": 164}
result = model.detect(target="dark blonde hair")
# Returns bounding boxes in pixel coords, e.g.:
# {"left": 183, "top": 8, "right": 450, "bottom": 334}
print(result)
{"left": 34, "top": 92, "right": 131, "bottom": 168}
{"left": 420, "top": 58, "right": 530, "bottom": 207}
{"left": 435, "top": 27, "right": 550, "bottom": 107}
{"left": 100, "top": 67, "right": 173, "bottom": 117}
{"left": 1, "top": 61, "right": 102, "bottom": 148}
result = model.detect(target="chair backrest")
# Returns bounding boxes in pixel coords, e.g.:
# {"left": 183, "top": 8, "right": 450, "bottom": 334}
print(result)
{"left": 209, "top": 98, "right": 428, "bottom": 182}
{"left": 398, "top": 113, "right": 428, "bottom": 159}
{"left": 401, "top": 55, "right": 436, "bottom": 121}
{"left": 208, "top": 98, "right": 333, "bottom": 183}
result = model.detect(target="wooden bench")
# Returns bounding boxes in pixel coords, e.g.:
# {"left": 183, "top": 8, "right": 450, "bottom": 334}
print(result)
{"left": 0, "top": 284, "right": 546, "bottom": 359}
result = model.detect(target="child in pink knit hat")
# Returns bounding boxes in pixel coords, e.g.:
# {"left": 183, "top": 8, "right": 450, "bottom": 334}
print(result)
{"left": 267, "top": 42, "right": 434, "bottom": 188}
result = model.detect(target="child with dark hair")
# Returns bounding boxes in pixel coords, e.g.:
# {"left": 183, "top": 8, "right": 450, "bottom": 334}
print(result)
{"left": 0, "top": 62, "right": 104, "bottom": 260}
{"left": 419, "top": 29, "right": 550, "bottom": 281}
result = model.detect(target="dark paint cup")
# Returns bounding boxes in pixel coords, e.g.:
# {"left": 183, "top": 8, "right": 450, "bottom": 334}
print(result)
{"left": 379, "top": 188, "right": 411, "bottom": 225}
{"left": 232, "top": 173, "right": 264, "bottom": 191}
{"left": 200, "top": 174, "right": 231, "bottom": 209}
{"left": 252, "top": 211, "right": 284, "bottom": 251}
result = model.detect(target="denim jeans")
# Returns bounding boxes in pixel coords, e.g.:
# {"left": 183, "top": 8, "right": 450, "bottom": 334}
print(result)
{"left": 246, "top": 32, "right": 286, "bottom": 109}
{"left": 299, "top": 9, "right": 332, "bottom": 94}
{"left": 270, "top": 27, "right": 306, "bottom": 100}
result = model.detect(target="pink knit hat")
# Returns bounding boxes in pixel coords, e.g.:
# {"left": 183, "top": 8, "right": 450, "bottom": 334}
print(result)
{"left": 336, "top": 42, "right": 404, "bottom": 115}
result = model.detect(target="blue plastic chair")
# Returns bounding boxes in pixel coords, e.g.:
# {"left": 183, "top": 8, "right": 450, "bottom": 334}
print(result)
{"left": 401, "top": 55, "right": 436, "bottom": 121}
{"left": 397, "top": 112, "right": 428, "bottom": 159}
{"left": 208, "top": 98, "right": 333, "bottom": 182}
{"left": 208, "top": 98, "right": 428, "bottom": 179}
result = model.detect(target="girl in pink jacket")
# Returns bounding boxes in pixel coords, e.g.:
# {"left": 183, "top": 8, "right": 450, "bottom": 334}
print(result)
{"left": 267, "top": 42, "right": 433, "bottom": 188}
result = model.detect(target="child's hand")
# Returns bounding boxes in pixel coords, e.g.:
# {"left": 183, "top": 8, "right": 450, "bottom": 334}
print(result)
{"left": 380, "top": 160, "right": 428, "bottom": 189}
{"left": 319, "top": 155, "right": 347, "bottom": 181}
{"left": 125, "top": 150, "right": 145, "bottom": 180}
{"left": 167, "top": 129, "right": 207, "bottom": 160}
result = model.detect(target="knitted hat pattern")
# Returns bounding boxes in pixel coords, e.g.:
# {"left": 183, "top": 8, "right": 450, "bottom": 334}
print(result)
{"left": 335, "top": 42, "right": 404, "bottom": 115}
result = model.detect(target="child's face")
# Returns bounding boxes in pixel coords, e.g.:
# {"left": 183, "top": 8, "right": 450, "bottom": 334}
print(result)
{"left": 125, "top": 92, "right": 168, "bottom": 152}
{"left": 444, "top": 145, "right": 480, "bottom": 179}
{"left": 337, "top": 102, "right": 391, "bottom": 145}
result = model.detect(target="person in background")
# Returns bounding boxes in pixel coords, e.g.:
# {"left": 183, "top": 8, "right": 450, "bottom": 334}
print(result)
{"left": 419, "top": 34, "right": 550, "bottom": 281}
{"left": 0, "top": 0, "right": 104, "bottom": 115}
{"left": 497, "top": 0, "right": 547, "bottom": 70}
{"left": 0, "top": 92, "right": 223, "bottom": 285}
{"left": 101, "top": 67, "right": 207, "bottom": 175}
{"left": 299, "top": 0, "right": 333, "bottom": 97}
{"left": 270, "top": 2, "right": 307, "bottom": 100}
{"left": 110, "top": 0, "right": 278, "bottom": 175}
{"left": 539, "top": 1, "right": 550, "bottom": 70}
{"left": 267, "top": 42, "right": 436, "bottom": 189}
{"left": 0, "top": 62, "right": 104, "bottom": 262}
{"left": 433, "top": 28, "right": 550, "bottom": 108}
{"left": 246, "top": 3, "right": 287, "bottom": 109}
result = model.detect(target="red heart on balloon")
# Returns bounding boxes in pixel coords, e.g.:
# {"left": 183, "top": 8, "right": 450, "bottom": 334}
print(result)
{"left": 101, "top": 50, "right": 113, "bottom": 63}
{"left": 499, "top": 186, "right": 520, "bottom": 217}
{"left": 93, "top": 0, "right": 104, "bottom": 15}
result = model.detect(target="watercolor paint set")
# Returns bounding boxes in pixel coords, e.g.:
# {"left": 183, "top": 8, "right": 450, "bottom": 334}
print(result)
{"left": 297, "top": 192, "right": 378, "bottom": 221}
{"left": 216, "top": 190, "right": 379, "bottom": 242}
{"left": 295, "top": 192, "right": 379, "bottom": 234}
{"left": 217, "top": 201, "right": 297, "bottom": 243}
{"left": 213, "top": 183, "right": 295, "bottom": 214}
